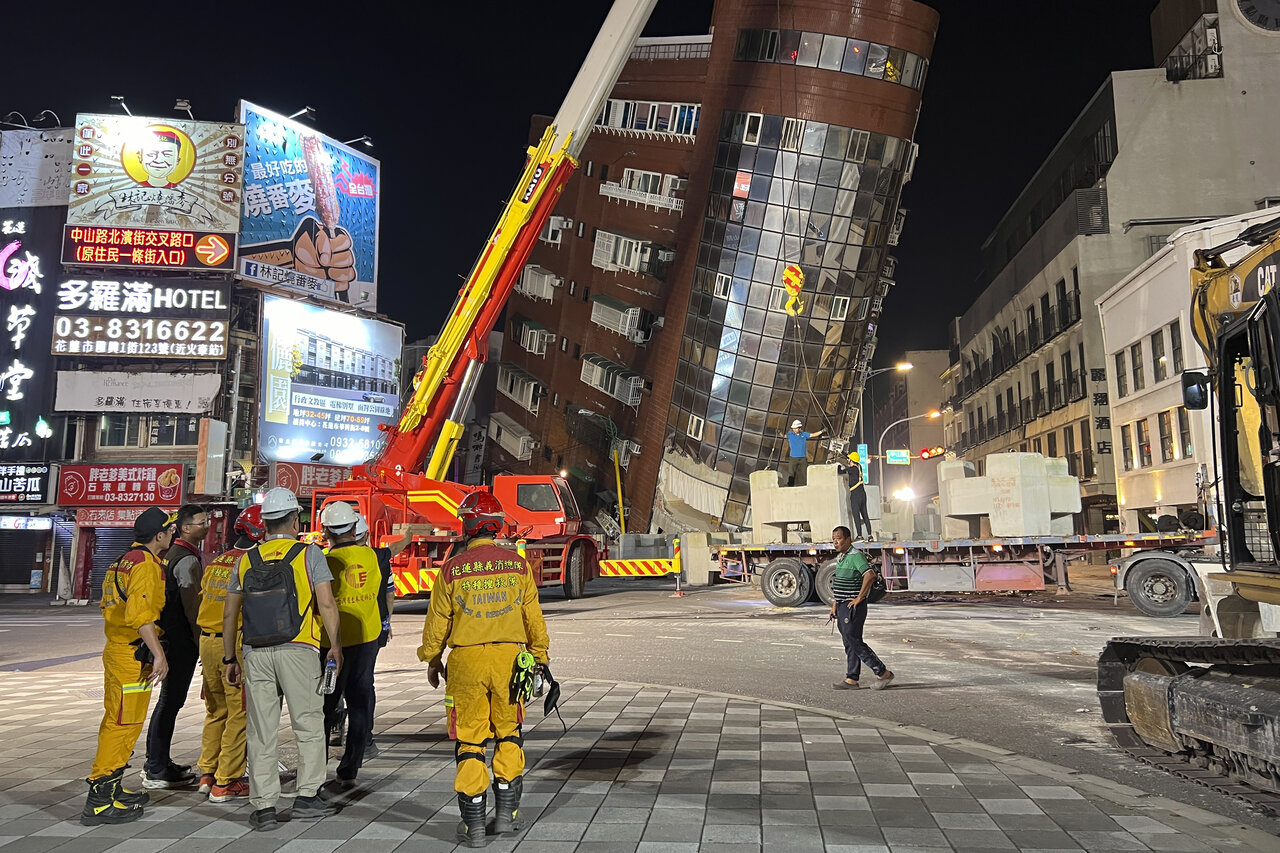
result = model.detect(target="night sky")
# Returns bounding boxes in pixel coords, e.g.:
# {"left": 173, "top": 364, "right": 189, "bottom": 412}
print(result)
{"left": 5, "top": 0, "right": 1157, "bottom": 361}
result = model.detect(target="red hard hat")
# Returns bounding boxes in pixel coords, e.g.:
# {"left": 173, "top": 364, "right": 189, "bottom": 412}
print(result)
{"left": 234, "top": 505, "right": 266, "bottom": 541}
{"left": 458, "top": 490, "right": 505, "bottom": 537}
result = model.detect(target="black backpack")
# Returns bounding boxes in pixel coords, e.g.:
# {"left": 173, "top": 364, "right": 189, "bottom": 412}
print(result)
{"left": 241, "top": 543, "right": 309, "bottom": 647}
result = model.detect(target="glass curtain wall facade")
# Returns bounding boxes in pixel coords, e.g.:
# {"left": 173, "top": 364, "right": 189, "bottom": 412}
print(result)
{"left": 668, "top": 108, "right": 912, "bottom": 527}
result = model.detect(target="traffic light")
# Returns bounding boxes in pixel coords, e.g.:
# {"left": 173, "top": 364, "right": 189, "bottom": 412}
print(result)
{"left": 920, "top": 446, "right": 945, "bottom": 460}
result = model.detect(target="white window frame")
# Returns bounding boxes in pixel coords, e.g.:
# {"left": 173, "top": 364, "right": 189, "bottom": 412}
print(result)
{"left": 742, "top": 113, "right": 763, "bottom": 145}
{"left": 592, "top": 230, "right": 647, "bottom": 273}
{"left": 780, "top": 118, "right": 804, "bottom": 152}
{"left": 832, "top": 296, "right": 850, "bottom": 321}
{"left": 580, "top": 354, "right": 645, "bottom": 406}
{"left": 539, "top": 215, "right": 571, "bottom": 246}
{"left": 516, "top": 264, "right": 559, "bottom": 302}
{"left": 714, "top": 273, "right": 732, "bottom": 298}
{"left": 687, "top": 414, "right": 705, "bottom": 441}
{"left": 622, "top": 168, "right": 663, "bottom": 195}
{"left": 848, "top": 129, "right": 870, "bottom": 163}
{"left": 496, "top": 365, "right": 542, "bottom": 415}
{"left": 772, "top": 287, "right": 790, "bottom": 311}
{"left": 518, "top": 322, "right": 554, "bottom": 356}
{"left": 590, "top": 298, "right": 642, "bottom": 338}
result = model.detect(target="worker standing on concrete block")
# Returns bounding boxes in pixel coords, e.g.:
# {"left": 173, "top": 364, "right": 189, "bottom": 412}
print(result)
{"left": 829, "top": 526, "right": 894, "bottom": 690}
{"left": 782, "top": 420, "right": 823, "bottom": 487}
{"left": 841, "top": 452, "right": 873, "bottom": 541}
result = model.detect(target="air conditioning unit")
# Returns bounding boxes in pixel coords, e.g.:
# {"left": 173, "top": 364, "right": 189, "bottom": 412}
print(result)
{"left": 657, "top": 248, "right": 675, "bottom": 262}
{"left": 1207, "top": 53, "right": 1220, "bottom": 74}
{"left": 1206, "top": 27, "right": 1219, "bottom": 52}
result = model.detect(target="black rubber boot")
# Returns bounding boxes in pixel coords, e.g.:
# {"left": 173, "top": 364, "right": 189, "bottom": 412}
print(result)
{"left": 492, "top": 776, "right": 523, "bottom": 833}
{"left": 456, "top": 792, "right": 487, "bottom": 848}
{"left": 80, "top": 774, "right": 144, "bottom": 826}
{"left": 108, "top": 768, "right": 150, "bottom": 807}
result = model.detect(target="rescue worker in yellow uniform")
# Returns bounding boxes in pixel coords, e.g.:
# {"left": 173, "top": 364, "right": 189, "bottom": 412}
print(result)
{"left": 419, "top": 491, "right": 551, "bottom": 847}
{"left": 194, "top": 505, "right": 265, "bottom": 803}
{"left": 317, "top": 501, "right": 386, "bottom": 791}
{"left": 81, "top": 507, "right": 174, "bottom": 826}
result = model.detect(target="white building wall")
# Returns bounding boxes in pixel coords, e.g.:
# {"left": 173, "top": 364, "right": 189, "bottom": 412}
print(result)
{"left": 1097, "top": 208, "right": 1279, "bottom": 533}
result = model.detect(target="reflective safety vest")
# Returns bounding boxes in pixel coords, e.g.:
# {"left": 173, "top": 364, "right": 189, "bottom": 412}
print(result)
{"left": 235, "top": 538, "right": 321, "bottom": 649}
{"left": 198, "top": 547, "right": 246, "bottom": 633}
{"left": 323, "top": 543, "right": 383, "bottom": 647}
{"left": 101, "top": 546, "right": 165, "bottom": 646}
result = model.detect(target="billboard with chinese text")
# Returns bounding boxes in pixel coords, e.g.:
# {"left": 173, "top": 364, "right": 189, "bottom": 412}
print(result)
{"left": 57, "top": 462, "right": 185, "bottom": 506}
{"left": 258, "top": 295, "right": 402, "bottom": 467}
{"left": 51, "top": 276, "right": 230, "bottom": 359}
{"left": 0, "top": 128, "right": 74, "bottom": 208}
{"left": 237, "top": 101, "right": 380, "bottom": 310}
{"left": 66, "top": 114, "right": 244, "bottom": 236}
{"left": 0, "top": 205, "right": 61, "bottom": 461}
{"left": 55, "top": 371, "right": 220, "bottom": 413}
{"left": 268, "top": 461, "right": 351, "bottom": 497}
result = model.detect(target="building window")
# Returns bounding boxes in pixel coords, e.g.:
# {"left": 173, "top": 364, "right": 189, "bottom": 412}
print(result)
{"left": 1159, "top": 410, "right": 1174, "bottom": 463}
{"left": 1178, "top": 406, "right": 1193, "bottom": 457}
{"left": 100, "top": 414, "right": 198, "bottom": 448}
{"left": 622, "top": 168, "right": 663, "bottom": 195}
{"left": 688, "top": 414, "right": 705, "bottom": 441}
{"left": 1114, "top": 352, "right": 1127, "bottom": 398}
{"left": 1151, "top": 330, "right": 1166, "bottom": 382}
{"left": 539, "top": 215, "right": 570, "bottom": 246}
{"left": 592, "top": 230, "right": 648, "bottom": 273}
{"left": 1130, "top": 342, "right": 1145, "bottom": 392}
{"left": 831, "top": 296, "right": 850, "bottom": 321}
{"left": 848, "top": 129, "right": 870, "bottom": 163}
{"left": 581, "top": 354, "right": 645, "bottom": 406}
{"left": 1121, "top": 424, "right": 1134, "bottom": 472}
{"left": 743, "top": 113, "right": 763, "bottom": 145}
{"left": 1047, "top": 431, "right": 1057, "bottom": 458}
{"left": 780, "top": 118, "right": 804, "bottom": 151}
{"left": 1063, "top": 422, "right": 1077, "bottom": 475}
{"left": 1136, "top": 418, "right": 1153, "bottom": 467}
{"left": 559, "top": 337, "right": 568, "bottom": 353}
{"left": 497, "top": 364, "right": 544, "bottom": 415}
{"left": 714, "top": 273, "right": 732, "bottom": 298}
{"left": 1169, "top": 321, "right": 1184, "bottom": 373}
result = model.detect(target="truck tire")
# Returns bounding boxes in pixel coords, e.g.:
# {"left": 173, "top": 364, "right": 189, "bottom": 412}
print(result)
{"left": 563, "top": 544, "right": 586, "bottom": 601}
{"left": 815, "top": 560, "right": 838, "bottom": 607}
{"left": 1125, "top": 559, "right": 1192, "bottom": 618}
{"left": 762, "top": 558, "right": 811, "bottom": 607}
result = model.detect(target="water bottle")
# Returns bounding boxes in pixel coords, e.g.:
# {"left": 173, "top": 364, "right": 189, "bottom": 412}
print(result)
{"left": 321, "top": 658, "right": 338, "bottom": 695}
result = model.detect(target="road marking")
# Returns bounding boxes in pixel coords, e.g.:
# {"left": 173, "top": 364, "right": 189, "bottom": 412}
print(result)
{"left": 771, "top": 642, "right": 803, "bottom": 647}
{"left": 656, "top": 636, "right": 685, "bottom": 640}
{"left": 713, "top": 639, "right": 743, "bottom": 643}
{"left": 605, "top": 633, "right": 632, "bottom": 637}
{"left": 555, "top": 631, "right": 583, "bottom": 635}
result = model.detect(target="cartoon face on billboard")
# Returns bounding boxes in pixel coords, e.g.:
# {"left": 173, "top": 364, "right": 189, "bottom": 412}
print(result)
{"left": 121, "top": 125, "right": 197, "bottom": 189}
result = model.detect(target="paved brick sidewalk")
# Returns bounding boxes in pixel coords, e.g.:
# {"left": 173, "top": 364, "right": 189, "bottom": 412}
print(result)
{"left": 0, "top": 670, "right": 1275, "bottom": 852}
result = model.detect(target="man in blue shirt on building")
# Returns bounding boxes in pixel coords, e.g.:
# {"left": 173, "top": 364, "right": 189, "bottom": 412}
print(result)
{"left": 783, "top": 419, "right": 823, "bottom": 486}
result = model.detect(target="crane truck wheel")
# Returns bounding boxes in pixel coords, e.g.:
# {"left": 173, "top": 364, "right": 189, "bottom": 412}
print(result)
{"left": 563, "top": 543, "right": 586, "bottom": 600}
{"left": 815, "top": 560, "right": 837, "bottom": 607}
{"left": 762, "top": 558, "right": 811, "bottom": 607}
{"left": 1124, "top": 559, "right": 1193, "bottom": 618}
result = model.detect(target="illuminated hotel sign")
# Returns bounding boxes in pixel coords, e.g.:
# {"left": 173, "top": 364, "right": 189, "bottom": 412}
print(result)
{"left": 51, "top": 277, "right": 231, "bottom": 359}
{"left": 62, "top": 226, "right": 234, "bottom": 271}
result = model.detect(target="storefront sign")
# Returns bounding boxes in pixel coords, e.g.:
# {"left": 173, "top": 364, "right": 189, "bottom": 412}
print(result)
{"left": 62, "top": 226, "right": 235, "bottom": 272}
{"left": 237, "top": 101, "right": 380, "bottom": 310}
{"left": 58, "top": 463, "right": 184, "bottom": 506}
{"left": 55, "top": 371, "right": 221, "bottom": 413}
{"left": 0, "top": 515, "right": 53, "bottom": 530}
{"left": 269, "top": 460, "right": 351, "bottom": 497}
{"left": 76, "top": 506, "right": 175, "bottom": 527}
{"left": 0, "top": 205, "right": 60, "bottom": 461}
{"left": 67, "top": 114, "right": 244, "bottom": 232}
{"left": 0, "top": 128, "right": 74, "bottom": 208}
{"left": 51, "top": 277, "right": 230, "bottom": 358}
{"left": 258, "top": 295, "right": 402, "bottom": 466}
{"left": 0, "top": 463, "right": 52, "bottom": 503}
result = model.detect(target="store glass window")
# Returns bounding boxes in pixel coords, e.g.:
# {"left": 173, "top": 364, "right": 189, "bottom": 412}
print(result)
{"left": 1178, "top": 406, "right": 1193, "bottom": 457}
{"left": 1159, "top": 410, "right": 1174, "bottom": 463}
{"left": 1151, "top": 330, "right": 1167, "bottom": 382}
{"left": 1121, "top": 424, "right": 1134, "bottom": 472}
{"left": 1136, "top": 418, "right": 1153, "bottom": 467}
{"left": 100, "top": 414, "right": 144, "bottom": 448}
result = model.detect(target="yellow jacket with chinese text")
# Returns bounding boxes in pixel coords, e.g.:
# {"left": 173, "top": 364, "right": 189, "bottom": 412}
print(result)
{"left": 101, "top": 546, "right": 166, "bottom": 646}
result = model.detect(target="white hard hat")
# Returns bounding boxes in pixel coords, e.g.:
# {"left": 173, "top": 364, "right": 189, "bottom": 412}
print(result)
{"left": 320, "top": 501, "right": 360, "bottom": 533}
{"left": 260, "top": 487, "right": 302, "bottom": 520}
{"left": 791, "top": 419, "right": 804, "bottom": 429}
{"left": 354, "top": 515, "right": 369, "bottom": 539}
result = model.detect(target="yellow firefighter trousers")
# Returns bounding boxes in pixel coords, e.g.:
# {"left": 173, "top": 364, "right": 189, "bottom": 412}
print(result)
{"left": 197, "top": 634, "right": 246, "bottom": 785}
{"left": 89, "top": 641, "right": 153, "bottom": 778}
{"left": 446, "top": 644, "right": 525, "bottom": 796}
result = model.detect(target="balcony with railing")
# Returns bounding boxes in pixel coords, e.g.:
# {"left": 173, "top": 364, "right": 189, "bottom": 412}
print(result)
{"left": 1068, "top": 369, "right": 1087, "bottom": 402}
{"left": 1049, "top": 380, "right": 1065, "bottom": 411}
{"left": 1059, "top": 292, "right": 1081, "bottom": 328}
{"left": 1019, "top": 398, "right": 1032, "bottom": 426}
{"left": 1033, "top": 392, "right": 1049, "bottom": 418}
{"left": 599, "top": 181, "right": 685, "bottom": 214}
{"left": 1166, "top": 51, "right": 1222, "bottom": 83}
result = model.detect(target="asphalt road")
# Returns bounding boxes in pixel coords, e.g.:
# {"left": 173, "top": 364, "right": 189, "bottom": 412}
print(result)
{"left": 5, "top": 578, "right": 1278, "bottom": 836}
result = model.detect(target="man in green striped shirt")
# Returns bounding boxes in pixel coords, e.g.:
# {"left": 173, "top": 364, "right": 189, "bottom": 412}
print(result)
{"left": 829, "top": 526, "right": 894, "bottom": 690}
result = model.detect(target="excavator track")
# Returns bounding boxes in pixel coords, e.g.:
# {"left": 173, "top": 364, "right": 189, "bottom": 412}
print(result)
{"left": 1098, "top": 637, "right": 1280, "bottom": 813}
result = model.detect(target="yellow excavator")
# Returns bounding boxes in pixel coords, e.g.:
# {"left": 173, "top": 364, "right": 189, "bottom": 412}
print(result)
{"left": 1099, "top": 215, "right": 1280, "bottom": 806}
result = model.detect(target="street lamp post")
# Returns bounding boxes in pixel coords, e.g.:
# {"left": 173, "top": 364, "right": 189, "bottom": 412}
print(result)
{"left": 577, "top": 409, "right": 626, "bottom": 535}
{"left": 877, "top": 410, "right": 940, "bottom": 492}
{"left": 857, "top": 362, "right": 913, "bottom": 448}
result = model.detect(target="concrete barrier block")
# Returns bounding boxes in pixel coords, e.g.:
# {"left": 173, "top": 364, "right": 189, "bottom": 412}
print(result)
{"left": 678, "top": 531, "right": 716, "bottom": 586}
{"left": 749, "top": 464, "right": 850, "bottom": 543}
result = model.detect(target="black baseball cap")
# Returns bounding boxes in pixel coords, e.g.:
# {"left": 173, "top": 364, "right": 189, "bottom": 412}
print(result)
{"left": 134, "top": 507, "right": 176, "bottom": 542}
